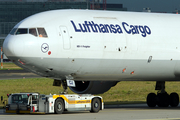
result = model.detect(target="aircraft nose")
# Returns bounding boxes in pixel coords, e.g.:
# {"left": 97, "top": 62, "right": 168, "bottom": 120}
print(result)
{"left": 3, "top": 35, "right": 15, "bottom": 57}
{"left": 3, "top": 35, "right": 24, "bottom": 59}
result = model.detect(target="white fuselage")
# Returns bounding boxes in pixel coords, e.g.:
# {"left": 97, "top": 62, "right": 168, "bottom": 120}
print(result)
{"left": 3, "top": 9, "right": 180, "bottom": 81}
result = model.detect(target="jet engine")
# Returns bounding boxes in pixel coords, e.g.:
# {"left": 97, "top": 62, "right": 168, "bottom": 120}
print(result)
{"left": 69, "top": 81, "right": 118, "bottom": 94}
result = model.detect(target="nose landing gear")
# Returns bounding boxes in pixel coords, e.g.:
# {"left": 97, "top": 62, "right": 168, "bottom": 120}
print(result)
{"left": 53, "top": 79, "right": 68, "bottom": 94}
{"left": 147, "top": 81, "right": 179, "bottom": 107}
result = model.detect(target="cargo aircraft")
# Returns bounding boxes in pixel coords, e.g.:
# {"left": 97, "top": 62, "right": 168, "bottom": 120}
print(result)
{"left": 3, "top": 9, "right": 180, "bottom": 108}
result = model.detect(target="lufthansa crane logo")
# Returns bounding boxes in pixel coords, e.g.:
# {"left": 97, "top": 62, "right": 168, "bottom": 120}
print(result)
{"left": 41, "top": 43, "right": 49, "bottom": 53}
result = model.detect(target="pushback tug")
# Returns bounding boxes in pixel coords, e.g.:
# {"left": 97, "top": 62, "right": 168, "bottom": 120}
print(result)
{"left": 6, "top": 93, "right": 103, "bottom": 114}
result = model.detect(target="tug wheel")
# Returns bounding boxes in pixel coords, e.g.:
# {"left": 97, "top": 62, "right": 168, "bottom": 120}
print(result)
{"left": 54, "top": 99, "right": 64, "bottom": 114}
{"left": 90, "top": 98, "right": 100, "bottom": 113}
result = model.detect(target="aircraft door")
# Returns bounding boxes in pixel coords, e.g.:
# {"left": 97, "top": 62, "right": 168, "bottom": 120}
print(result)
{"left": 60, "top": 26, "right": 71, "bottom": 50}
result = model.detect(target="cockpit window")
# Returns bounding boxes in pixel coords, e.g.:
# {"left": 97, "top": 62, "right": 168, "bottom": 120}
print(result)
{"left": 9, "top": 27, "right": 48, "bottom": 38}
{"left": 37, "top": 28, "right": 48, "bottom": 38}
{"left": 29, "top": 28, "right": 38, "bottom": 37}
{"left": 10, "top": 28, "right": 18, "bottom": 35}
{"left": 15, "top": 28, "right": 28, "bottom": 35}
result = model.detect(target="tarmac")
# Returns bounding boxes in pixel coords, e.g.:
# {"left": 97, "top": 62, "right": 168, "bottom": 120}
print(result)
{"left": 0, "top": 104, "right": 180, "bottom": 120}
{"left": 0, "top": 70, "right": 41, "bottom": 80}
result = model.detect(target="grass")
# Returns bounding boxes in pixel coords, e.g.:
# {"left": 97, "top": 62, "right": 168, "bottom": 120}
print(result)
{"left": 0, "top": 63, "right": 22, "bottom": 70}
{"left": 0, "top": 63, "right": 180, "bottom": 107}
{"left": 0, "top": 78, "right": 180, "bottom": 107}
{"left": 99, "top": 81, "right": 180, "bottom": 103}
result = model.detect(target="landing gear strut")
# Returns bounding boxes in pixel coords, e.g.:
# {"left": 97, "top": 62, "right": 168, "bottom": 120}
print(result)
{"left": 61, "top": 79, "right": 68, "bottom": 94}
{"left": 147, "top": 81, "right": 179, "bottom": 107}
{"left": 53, "top": 79, "right": 68, "bottom": 94}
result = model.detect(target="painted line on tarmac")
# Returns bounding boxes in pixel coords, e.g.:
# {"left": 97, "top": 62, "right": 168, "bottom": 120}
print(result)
{"left": 143, "top": 118, "right": 180, "bottom": 120}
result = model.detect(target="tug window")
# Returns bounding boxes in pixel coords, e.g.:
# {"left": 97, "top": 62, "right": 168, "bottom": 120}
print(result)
{"left": 29, "top": 28, "right": 38, "bottom": 37}
{"left": 15, "top": 28, "right": 28, "bottom": 35}
{"left": 11, "top": 94, "right": 28, "bottom": 104}
{"left": 10, "top": 28, "right": 17, "bottom": 35}
{"left": 37, "top": 28, "right": 48, "bottom": 38}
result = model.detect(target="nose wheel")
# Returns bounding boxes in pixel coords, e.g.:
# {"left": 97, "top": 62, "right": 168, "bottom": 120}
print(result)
{"left": 147, "top": 81, "right": 179, "bottom": 107}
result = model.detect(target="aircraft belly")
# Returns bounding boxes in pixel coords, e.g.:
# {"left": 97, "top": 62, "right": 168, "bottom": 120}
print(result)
{"left": 71, "top": 59, "right": 177, "bottom": 81}
{"left": 10, "top": 56, "right": 179, "bottom": 81}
